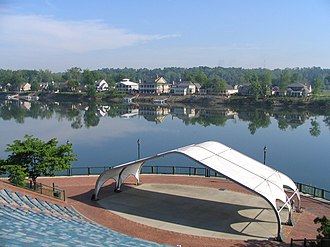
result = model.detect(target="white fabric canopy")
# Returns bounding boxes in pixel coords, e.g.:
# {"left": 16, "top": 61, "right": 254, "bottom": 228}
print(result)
{"left": 93, "top": 141, "right": 300, "bottom": 241}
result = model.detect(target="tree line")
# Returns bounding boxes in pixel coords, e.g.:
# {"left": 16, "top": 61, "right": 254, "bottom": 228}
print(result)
{"left": 1, "top": 66, "right": 329, "bottom": 95}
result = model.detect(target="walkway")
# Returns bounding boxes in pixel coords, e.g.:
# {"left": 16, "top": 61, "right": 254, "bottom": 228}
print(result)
{"left": 37, "top": 175, "right": 330, "bottom": 247}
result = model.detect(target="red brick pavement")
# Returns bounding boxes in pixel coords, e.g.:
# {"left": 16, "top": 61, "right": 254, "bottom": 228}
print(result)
{"left": 2, "top": 175, "right": 330, "bottom": 247}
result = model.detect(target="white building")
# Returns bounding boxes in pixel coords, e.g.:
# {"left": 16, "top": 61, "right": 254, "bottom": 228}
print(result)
{"left": 95, "top": 80, "right": 109, "bottom": 92}
{"left": 139, "top": 76, "right": 170, "bottom": 95}
{"left": 116, "top": 79, "right": 139, "bottom": 93}
{"left": 170, "top": 81, "right": 197, "bottom": 96}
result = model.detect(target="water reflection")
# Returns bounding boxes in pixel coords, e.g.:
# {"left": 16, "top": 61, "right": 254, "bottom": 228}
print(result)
{"left": 0, "top": 100, "right": 329, "bottom": 137}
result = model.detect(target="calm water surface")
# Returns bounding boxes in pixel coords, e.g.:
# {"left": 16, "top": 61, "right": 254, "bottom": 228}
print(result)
{"left": 0, "top": 100, "right": 329, "bottom": 189}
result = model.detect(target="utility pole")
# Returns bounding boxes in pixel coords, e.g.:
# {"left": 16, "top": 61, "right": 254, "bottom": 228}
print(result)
{"left": 137, "top": 139, "right": 141, "bottom": 159}
{"left": 263, "top": 146, "right": 267, "bottom": 164}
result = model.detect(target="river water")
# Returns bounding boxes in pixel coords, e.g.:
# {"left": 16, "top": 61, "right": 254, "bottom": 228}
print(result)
{"left": 0, "top": 100, "right": 329, "bottom": 189}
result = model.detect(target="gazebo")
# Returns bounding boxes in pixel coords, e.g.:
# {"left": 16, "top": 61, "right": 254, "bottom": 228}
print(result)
{"left": 92, "top": 141, "right": 301, "bottom": 241}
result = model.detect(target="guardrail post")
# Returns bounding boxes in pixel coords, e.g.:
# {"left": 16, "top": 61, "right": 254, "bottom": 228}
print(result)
{"left": 88, "top": 167, "right": 91, "bottom": 175}
{"left": 172, "top": 166, "right": 175, "bottom": 175}
{"left": 40, "top": 183, "right": 43, "bottom": 195}
{"left": 151, "top": 166, "right": 154, "bottom": 174}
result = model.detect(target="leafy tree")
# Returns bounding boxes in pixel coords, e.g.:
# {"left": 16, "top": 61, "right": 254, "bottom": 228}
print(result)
{"left": 82, "top": 69, "right": 98, "bottom": 86}
{"left": 86, "top": 84, "right": 97, "bottom": 98}
{"left": 249, "top": 74, "right": 262, "bottom": 100}
{"left": 312, "top": 78, "right": 322, "bottom": 95}
{"left": 292, "top": 71, "right": 300, "bottom": 82}
{"left": 260, "top": 70, "right": 272, "bottom": 97}
{"left": 195, "top": 71, "right": 209, "bottom": 87}
{"left": 314, "top": 216, "right": 330, "bottom": 239}
{"left": 30, "top": 81, "right": 40, "bottom": 91}
{"left": 0, "top": 135, "right": 76, "bottom": 186}
{"left": 67, "top": 80, "right": 79, "bottom": 91}
{"left": 65, "top": 67, "right": 82, "bottom": 82}
{"left": 279, "top": 69, "right": 291, "bottom": 93}
{"left": 39, "top": 69, "right": 53, "bottom": 82}
{"left": 213, "top": 78, "right": 227, "bottom": 93}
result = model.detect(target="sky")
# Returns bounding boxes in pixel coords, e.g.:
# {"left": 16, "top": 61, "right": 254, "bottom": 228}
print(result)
{"left": 0, "top": 0, "right": 329, "bottom": 72}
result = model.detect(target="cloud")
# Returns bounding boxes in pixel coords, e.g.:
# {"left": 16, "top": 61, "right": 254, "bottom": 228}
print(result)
{"left": 0, "top": 14, "right": 177, "bottom": 53}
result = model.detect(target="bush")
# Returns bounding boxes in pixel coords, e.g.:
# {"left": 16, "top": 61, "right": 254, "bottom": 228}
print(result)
{"left": 314, "top": 216, "right": 330, "bottom": 239}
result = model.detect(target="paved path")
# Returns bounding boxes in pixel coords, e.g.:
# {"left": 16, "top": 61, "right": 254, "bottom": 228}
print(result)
{"left": 36, "top": 175, "right": 330, "bottom": 247}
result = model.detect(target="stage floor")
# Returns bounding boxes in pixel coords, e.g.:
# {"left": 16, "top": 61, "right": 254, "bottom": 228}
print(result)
{"left": 98, "top": 183, "right": 285, "bottom": 240}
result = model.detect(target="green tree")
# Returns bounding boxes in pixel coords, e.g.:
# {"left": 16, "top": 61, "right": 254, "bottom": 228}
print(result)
{"left": 250, "top": 74, "right": 262, "bottom": 100}
{"left": 65, "top": 67, "right": 82, "bottom": 82}
{"left": 195, "top": 71, "right": 209, "bottom": 87}
{"left": 82, "top": 69, "right": 98, "bottom": 86}
{"left": 279, "top": 69, "right": 291, "bottom": 93}
{"left": 86, "top": 84, "right": 97, "bottom": 98}
{"left": 30, "top": 81, "right": 40, "bottom": 91}
{"left": 213, "top": 78, "right": 227, "bottom": 94}
{"left": 67, "top": 80, "right": 79, "bottom": 91}
{"left": 312, "top": 78, "right": 322, "bottom": 95}
{"left": 314, "top": 216, "right": 330, "bottom": 239}
{"left": 292, "top": 71, "right": 300, "bottom": 82}
{"left": 260, "top": 70, "right": 272, "bottom": 97}
{"left": 39, "top": 69, "right": 53, "bottom": 82}
{"left": 0, "top": 135, "right": 76, "bottom": 186}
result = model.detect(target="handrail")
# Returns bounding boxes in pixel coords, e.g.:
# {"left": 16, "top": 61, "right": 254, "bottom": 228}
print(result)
{"left": 52, "top": 165, "right": 330, "bottom": 201}
{"left": 2, "top": 165, "right": 328, "bottom": 201}
{"left": 290, "top": 238, "right": 330, "bottom": 247}
{"left": 7, "top": 179, "right": 66, "bottom": 201}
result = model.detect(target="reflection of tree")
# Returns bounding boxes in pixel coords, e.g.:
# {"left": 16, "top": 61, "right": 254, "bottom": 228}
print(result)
{"left": 310, "top": 118, "right": 321, "bottom": 137}
{"left": 0, "top": 101, "right": 26, "bottom": 123}
{"left": 71, "top": 115, "right": 83, "bottom": 129}
{"left": 238, "top": 110, "right": 271, "bottom": 135}
{"left": 324, "top": 116, "right": 330, "bottom": 130}
{"left": 183, "top": 109, "right": 228, "bottom": 127}
{"left": 273, "top": 111, "right": 308, "bottom": 130}
{"left": 277, "top": 117, "right": 289, "bottom": 130}
{"left": 83, "top": 102, "right": 100, "bottom": 128}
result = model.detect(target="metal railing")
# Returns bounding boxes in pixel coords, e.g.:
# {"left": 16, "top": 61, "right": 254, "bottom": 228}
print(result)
{"left": 12, "top": 180, "right": 66, "bottom": 201}
{"left": 290, "top": 238, "right": 330, "bottom": 247}
{"left": 295, "top": 182, "right": 330, "bottom": 201}
{"left": 53, "top": 165, "right": 329, "bottom": 201}
{"left": 2, "top": 165, "right": 328, "bottom": 201}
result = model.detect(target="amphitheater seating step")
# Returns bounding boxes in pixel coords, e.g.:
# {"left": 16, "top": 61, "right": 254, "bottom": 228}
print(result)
{"left": 0, "top": 189, "right": 169, "bottom": 246}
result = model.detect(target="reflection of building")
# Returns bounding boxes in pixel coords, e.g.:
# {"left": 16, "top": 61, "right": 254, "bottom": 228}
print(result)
{"left": 199, "top": 109, "right": 238, "bottom": 119}
{"left": 281, "top": 113, "right": 308, "bottom": 128}
{"left": 139, "top": 76, "right": 170, "bottom": 95}
{"left": 120, "top": 108, "right": 139, "bottom": 119}
{"left": 20, "top": 101, "right": 31, "bottom": 110}
{"left": 96, "top": 105, "right": 110, "bottom": 117}
{"left": 139, "top": 105, "right": 170, "bottom": 123}
{"left": 171, "top": 107, "right": 198, "bottom": 120}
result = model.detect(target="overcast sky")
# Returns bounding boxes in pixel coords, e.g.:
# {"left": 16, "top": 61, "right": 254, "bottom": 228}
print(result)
{"left": 1, "top": 0, "right": 329, "bottom": 72}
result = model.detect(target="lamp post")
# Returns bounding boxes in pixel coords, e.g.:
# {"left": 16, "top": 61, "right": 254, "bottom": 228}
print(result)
{"left": 137, "top": 139, "right": 141, "bottom": 160}
{"left": 263, "top": 145, "right": 267, "bottom": 164}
